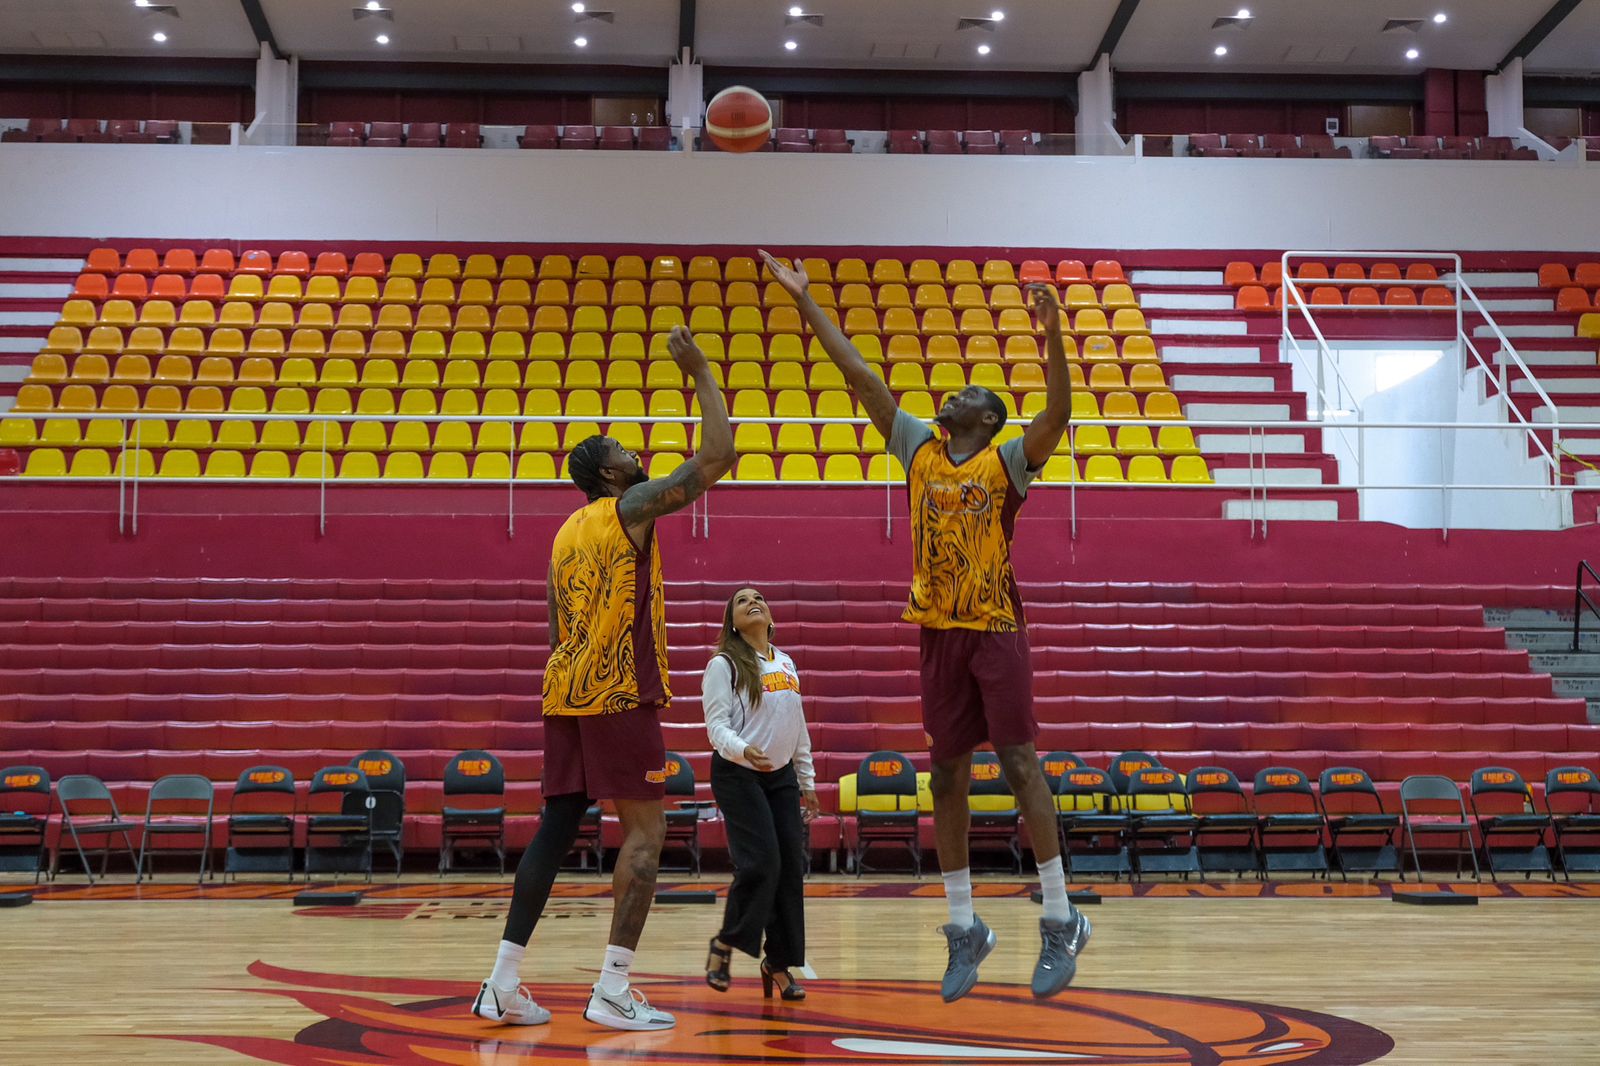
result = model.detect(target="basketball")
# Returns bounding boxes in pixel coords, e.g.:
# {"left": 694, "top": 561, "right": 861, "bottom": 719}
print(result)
{"left": 705, "top": 86, "right": 772, "bottom": 153}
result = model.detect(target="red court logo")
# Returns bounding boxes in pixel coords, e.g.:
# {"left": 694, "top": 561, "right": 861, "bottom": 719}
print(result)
{"left": 168, "top": 962, "right": 1396, "bottom": 1065}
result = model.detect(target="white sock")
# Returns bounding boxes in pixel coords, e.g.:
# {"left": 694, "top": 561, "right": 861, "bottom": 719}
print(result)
{"left": 1037, "top": 854, "right": 1075, "bottom": 924}
{"left": 489, "top": 940, "right": 525, "bottom": 991}
{"left": 598, "top": 944, "right": 634, "bottom": 995}
{"left": 942, "top": 867, "right": 975, "bottom": 929}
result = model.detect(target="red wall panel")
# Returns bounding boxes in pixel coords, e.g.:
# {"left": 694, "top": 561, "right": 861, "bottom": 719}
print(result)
{"left": 0, "top": 82, "right": 250, "bottom": 122}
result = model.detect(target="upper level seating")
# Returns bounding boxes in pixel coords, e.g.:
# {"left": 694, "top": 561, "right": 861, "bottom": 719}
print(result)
{"left": 4, "top": 247, "right": 1210, "bottom": 486}
{"left": 1188, "top": 133, "right": 1351, "bottom": 159}
{"left": 1, "top": 118, "right": 179, "bottom": 144}
{"left": 1225, "top": 258, "right": 1455, "bottom": 310}
{"left": 1368, "top": 135, "right": 1536, "bottom": 161}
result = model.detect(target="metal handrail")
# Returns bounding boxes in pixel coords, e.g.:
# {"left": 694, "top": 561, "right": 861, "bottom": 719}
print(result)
{"left": 1576, "top": 561, "right": 1600, "bottom": 653}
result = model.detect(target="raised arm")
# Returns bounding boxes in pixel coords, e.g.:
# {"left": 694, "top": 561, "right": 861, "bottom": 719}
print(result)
{"left": 1021, "top": 282, "right": 1074, "bottom": 468}
{"left": 617, "top": 327, "right": 734, "bottom": 534}
{"left": 759, "top": 249, "right": 900, "bottom": 441}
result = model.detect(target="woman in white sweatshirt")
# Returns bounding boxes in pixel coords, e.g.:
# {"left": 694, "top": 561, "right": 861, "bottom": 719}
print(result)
{"left": 702, "top": 585, "right": 818, "bottom": 1001}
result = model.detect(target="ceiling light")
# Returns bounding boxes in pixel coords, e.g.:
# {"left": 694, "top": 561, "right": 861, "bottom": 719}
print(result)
{"left": 784, "top": 39, "right": 798, "bottom": 50}
{"left": 1405, "top": 48, "right": 1420, "bottom": 59}
{"left": 574, "top": 36, "right": 588, "bottom": 47}
{"left": 152, "top": 31, "right": 167, "bottom": 42}
{"left": 1236, "top": 7, "right": 1251, "bottom": 17}
{"left": 366, "top": 1, "right": 381, "bottom": 9}
{"left": 572, "top": 2, "right": 585, "bottom": 11}
{"left": 134, "top": 0, "right": 151, "bottom": 7}
{"left": 977, "top": 43, "right": 991, "bottom": 55}
{"left": 1432, "top": 12, "right": 1447, "bottom": 23}
{"left": 1214, "top": 44, "right": 1227, "bottom": 56}
{"left": 375, "top": 33, "right": 389, "bottom": 44}
{"left": 789, "top": 5, "right": 802, "bottom": 15}
{"left": 991, "top": 10, "right": 1005, "bottom": 20}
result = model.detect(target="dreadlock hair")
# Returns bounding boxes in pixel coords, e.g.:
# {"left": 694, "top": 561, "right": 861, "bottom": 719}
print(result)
{"left": 975, "top": 386, "right": 1007, "bottom": 440}
{"left": 716, "top": 586, "right": 773, "bottom": 713}
{"left": 567, "top": 435, "right": 612, "bottom": 501}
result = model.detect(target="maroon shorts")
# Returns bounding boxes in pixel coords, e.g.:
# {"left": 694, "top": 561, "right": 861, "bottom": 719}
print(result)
{"left": 541, "top": 703, "right": 668, "bottom": 802}
{"left": 918, "top": 627, "right": 1037, "bottom": 763}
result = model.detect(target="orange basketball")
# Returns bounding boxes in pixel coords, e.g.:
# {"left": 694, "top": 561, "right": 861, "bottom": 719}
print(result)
{"left": 705, "top": 86, "right": 772, "bottom": 153}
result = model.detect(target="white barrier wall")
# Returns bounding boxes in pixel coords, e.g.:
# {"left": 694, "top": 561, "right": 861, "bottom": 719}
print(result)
{"left": 2, "top": 142, "right": 1599, "bottom": 249}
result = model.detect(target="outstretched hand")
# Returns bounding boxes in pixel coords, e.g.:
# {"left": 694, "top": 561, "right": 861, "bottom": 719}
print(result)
{"left": 666, "top": 325, "right": 707, "bottom": 374}
{"left": 1028, "top": 282, "right": 1062, "bottom": 333}
{"left": 758, "top": 249, "right": 810, "bottom": 298}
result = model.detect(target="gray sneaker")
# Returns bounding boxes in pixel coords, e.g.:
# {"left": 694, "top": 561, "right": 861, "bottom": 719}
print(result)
{"left": 1032, "top": 911, "right": 1091, "bottom": 998}
{"left": 939, "top": 915, "right": 997, "bottom": 1002}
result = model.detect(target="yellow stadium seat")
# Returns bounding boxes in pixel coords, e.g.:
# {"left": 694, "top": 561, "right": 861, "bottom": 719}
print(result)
{"left": 162, "top": 327, "right": 204, "bottom": 358}
{"left": 981, "top": 260, "right": 1016, "bottom": 286}
{"left": 527, "top": 332, "right": 565, "bottom": 360}
{"left": 203, "top": 450, "right": 247, "bottom": 478}
{"left": 379, "top": 278, "right": 419, "bottom": 306}
{"left": 495, "top": 279, "right": 533, "bottom": 307}
{"left": 1577, "top": 313, "right": 1600, "bottom": 339}
{"left": 63, "top": 446, "right": 108, "bottom": 477}
{"left": 735, "top": 453, "right": 776, "bottom": 480}
{"left": 959, "top": 309, "right": 997, "bottom": 336}
{"left": 607, "top": 391, "right": 646, "bottom": 420}
{"left": 989, "top": 285, "right": 1025, "bottom": 311}
{"left": 1083, "top": 455, "right": 1123, "bottom": 482}
{"left": 906, "top": 259, "right": 942, "bottom": 285}
{"left": 844, "top": 308, "right": 880, "bottom": 334}
{"left": 1126, "top": 455, "right": 1167, "bottom": 483}
{"left": 256, "top": 302, "right": 295, "bottom": 328}
{"left": 249, "top": 450, "right": 291, "bottom": 478}
{"left": 389, "top": 253, "right": 424, "bottom": 279}
{"left": 808, "top": 364, "right": 846, "bottom": 391}
{"left": 876, "top": 284, "right": 912, "bottom": 310}
{"left": 647, "top": 391, "right": 687, "bottom": 418}
{"left": 425, "top": 253, "right": 462, "bottom": 280}
{"left": 38, "top": 417, "right": 80, "bottom": 446}
{"left": 818, "top": 423, "right": 858, "bottom": 454}
{"left": 245, "top": 328, "right": 285, "bottom": 356}
{"left": 509, "top": 452, "right": 554, "bottom": 480}
{"left": 725, "top": 256, "right": 759, "bottom": 283}
{"left": 356, "top": 388, "right": 395, "bottom": 415}
{"left": 82, "top": 327, "right": 124, "bottom": 356}
{"left": 487, "top": 332, "right": 526, "bottom": 361}
{"left": 648, "top": 280, "right": 685, "bottom": 307}
{"left": 725, "top": 281, "right": 760, "bottom": 307}
{"left": 680, "top": 255, "right": 718, "bottom": 283}
{"left": 96, "top": 384, "right": 136, "bottom": 413}
{"left": 867, "top": 453, "right": 905, "bottom": 481}
{"left": 523, "top": 388, "right": 561, "bottom": 417}
{"left": 416, "top": 278, "right": 455, "bottom": 306}
{"left": 1074, "top": 309, "right": 1110, "bottom": 334}
{"left": 1102, "top": 284, "right": 1138, "bottom": 309}
{"left": 605, "top": 362, "right": 645, "bottom": 390}
{"left": 289, "top": 329, "right": 327, "bottom": 356}
{"left": 1100, "top": 391, "right": 1140, "bottom": 421}
{"left": 1157, "top": 426, "right": 1200, "bottom": 455}
{"left": 0, "top": 417, "right": 35, "bottom": 446}
{"left": 374, "top": 305, "right": 415, "bottom": 332}
{"left": 819, "top": 454, "right": 860, "bottom": 481}
{"left": 814, "top": 391, "right": 854, "bottom": 421}
{"left": 828, "top": 258, "right": 864, "bottom": 285}
{"left": 342, "top": 276, "right": 380, "bottom": 304}
{"left": 837, "top": 283, "right": 873, "bottom": 310}
{"left": 889, "top": 364, "right": 926, "bottom": 390}
{"left": 116, "top": 447, "right": 156, "bottom": 478}
{"left": 379, "top": 452, "right": 422, "bottom": 479}
{"left": 60, "top": 300, "right": 98, "bottom": 328}
{"left": 1007, "top": 363, "right": 1046, "bottom": 392}
{"left": 901, "top": 391, "right": 936, "bottom": 419}
{"left": 997, "top": 309, "right": 1034, "bottom": 336}
{"left": 881, "top": 308, "right": 920, "bottom": 336}
{"left": 728, "top": 307, "right": 765, "bottom": 334}
{"left": 1070, "top": 392, "right": 1101, "bottom": 420}
{"left": 687, "top": 280, "right": 723, "bottom": 308}
{"left": 1081, "top": 335, "right": 1118, "bottom": 361}
{"left": 22, "top": 448, "right": 67, "bottom": 477}
{"left": 56, "top": 384, "right": 96, "bottom": 412}
{"left": 1128, "top": 364, "right": 1167, "bottom": 392}
{"left": 265, "top": 275, "right": 302, "bottom": 302}
{"left": 433, "top": 423, "right": 474, "bottom": 453}
{"left": 14, "top": 384, "right": 52, "bottom": 412}
{"left": 335, "top": 305, "right": 374, "bottom": 331}
{"left": 537, "top": 254, "right": 573, "bottom": 280}
{"left": 611, "top": 307, "right": 648, "bottom": 335}
{"left": 732, "top": 391, "right": 772, "bottom": 419}
{"left": 399, "top": 361, "right": 440, "bottom": 389}
{"left": 138, "top": 300, "right": 176, "bottom": 327}
{"left": 610, "top": 421, "right": 645, "bottom": 452}
{"left": 778, "top": 454, "right": 819, "bottom": 481}
{"left": 30, "top": 353, "right": 68, "bottom": 383}
{"left": 290, "top": 452, "right": 332, "bottom": 479}
{"left": 1170, "top": 455, "right": 1211, "bottom": 483}
{"left": 1063, "top": 284, "right": 1099, "bottom": 310}
{"left": 399, "top": 389, "right": 437, "bottom": 415}
{"left": 913, "top": 284, "right": 949, "bottom": 310}
{"left": 474, "top": 420, "right": 513, "bottom": 453}
{"left": 225, "top": 276, "right": 264, "bottom": 303}
{"left": 489, "top": 254, "right": 529, "bottom": 281}
{"left": 562, "top": 420, "right": 601, "bottom": 449}
{"left": 466, "top": 453, "right": 508, "bottom": 480}
{"left": 560, "top": 360, "right": 599, "bottom": 389}
{"left": 689, "top": 306, "right": 726, "bottom": 333}
{"left": 1115, "top": 425, "right": 1158, "bottom": 455}
{"left": 215, "top": 421, "right": 258, "bottom": 450}
{"left": 573, "top": 254, "right": 608, "bottom": 281}
{"left": 387, "top": 421, "right": 428, "bottom": 452}
{"left": 727, "top": 363, "right": 765, "bottom": 390}
{"left": 1145, "top": 392, "right": 1183, "bottom": 420}
{"left": 1089, "top": 364, "right": 1126, "bottom": 391}
{"left": 440, "top": 389, "right": 477, "bottom": 417}
{"left": 566, "top": 389, "right": 604, "bottom": 419}
{"left": 948, "top": 284, "right": 985, "bottom": 311}
{"left": 958, "top": 336, "right": 997, "bottom": 363}
{"left": 771, "top": 389, "right": 811, "bottom": 419}
{"left": 443, "top": 360, "right": 482, "bottom": 389}
{"left": 344, "top": 423, "right": 388, "bottom": 453}
{"left": 645, "top": 362, "right": 685, "bottom": 390}
{"left": 761, "top": 282, "right": 795, "bottom": 310}
{"left": 805, "top": 282, "right": 836, "bottom": 309}
{"left": 43, "top": 327, "right": 84, "bottom": 355}
{"left": 646, "top": 423, "right": 688, "bottom": 453}
{"left": 303, "top": 419, "right": 343, "bottom": 452}
{"left": 648, "top": 306, "right": 687, "bottom": 333}
{"left": 733, "top": 424, "right": 773, "bottom": 455}
{"left": 168, "top": 419, "right": 211, "bottom": 450}
{"left": 271, "top": 357, "right": 310, "bottom": 386}
{"left": 1112, "top": 309, "right": 1149, "bottom": 335}
{"left": 360, "top": 359, "right": 399, "bottom": 386}
{"left": 868, "top": 259, "right": 904, "bottom": 285}
{"left": 1040, "top": 455, "right": 1077, "bottom": 482}
{"left": 768, "top": 363, "right": 807, "bottom": 391}
{"left": 572, "top": 331, "right": 606, "bottom": 360}
{"left": 775, "top": 423, "right": 817, "bottom": 455}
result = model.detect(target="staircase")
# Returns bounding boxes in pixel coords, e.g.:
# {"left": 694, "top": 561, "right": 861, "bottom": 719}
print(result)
{"left": 1497, "top": 606, "right": 1600, "bottom": 724}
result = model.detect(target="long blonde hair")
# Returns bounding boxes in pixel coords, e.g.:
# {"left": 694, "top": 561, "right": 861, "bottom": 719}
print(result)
{"left": 716, "top": 586, "right": 772, "bottom": 712}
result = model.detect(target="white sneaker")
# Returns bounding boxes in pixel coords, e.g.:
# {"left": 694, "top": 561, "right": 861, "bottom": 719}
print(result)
{"left": 584, "top": 981, "right": 676, "bottom": 1031}
{"left": 471, "top": 980, "right": 551, "bottom": 1025}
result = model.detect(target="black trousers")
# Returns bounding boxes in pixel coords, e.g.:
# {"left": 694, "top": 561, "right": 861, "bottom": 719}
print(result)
{"left": 711, "top": 753, "right": 807, "bottom": 969}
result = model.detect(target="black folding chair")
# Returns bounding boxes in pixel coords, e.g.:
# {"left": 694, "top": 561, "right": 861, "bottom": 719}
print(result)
{"left": 1469, "top": 766, "right": 1553, "bottom": 881}
{"left": 0, "top": 766, "right": 52, "bottom": 882}
{"left": 661, "top": 752, "right": 706, "bottom": 876}
{"left": 1108, "top": 751, "right": 1162, "bottom": 797}
{"left": 136, "top": 774, "right": 215, "bottom": 883}
{"left": 1056, "top": 766, "right": 1131, "bottom": 881}
{"left": 1399, "top": 774, "right": 1481, "bottom": 882}
{"left": 440, "top": 750, "right": 506, "bottom": 875}
{"left": 968, "top": 751, "right": 1022, "bottom": 874}
{"left": 1253, "top": 766, "right": 1328, "bottom": 879}
{"left": 351, "top": 750, "right": 407, "bottom": 876}
{"left": 1546, "top": 765, "right": 1600, "bottom": 877}
{"left": 1186, "top": 766, "right": 1260, "bottom": 877}
{"left": 849, "top": 751, "right": 921, "bottom": 877}
{"left": 1040, "top": 751, "right": 1085, "bottom": 855}
{"left": 225, "top": 765, "right": 297, "bottom": 880}
{"left": 52, "top": 775, "right": 140, "bottom": 883}
{"left": 1125, "top": 766, "right": 1200, "bottom": 879}
{"left": 1318, "top": 766, "right": 1401, "bottom": 880}
{"left": 304, "top": 766, "right": 373, "bottom": 881}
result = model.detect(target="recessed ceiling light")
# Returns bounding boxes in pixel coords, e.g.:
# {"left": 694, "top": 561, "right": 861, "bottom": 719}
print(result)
{"left": 134, "top": 0, "right": 151, "bottom": 7}
{"left": 152, "top": 31, "right": 167, "bottom": 42}
{"left": 1236, "top": 7, "right": 1251, "bottom": 17}
{"left": 1405, "top": 47, "right": 1420, "bottom": 59}
{"left": 1214, "top": 44, "right": 1227, "bottom": 56}
{"left": 990, "top": 10, "right": 1005, "bottom": 20}
{"left": 365, "top": 1, "right": 381, "bottom": 10}
{"left": 375, "top": 34, "right": 389, "bottom": 44}
{"left": 789, "top": 5, "right": 803, "bottom": 15}
{"left": 977, "top": 43, "right": 991, "bottom": 55}
{"left": 574, "top": 36, "right": 588, "bottom": 47}
{"left": 572, "top": 2, "right": 585, "bottom": 11}
{"left": 784, "top": 39, "right": 798, "bottom": 50}
{"left": 1433, "top": 12, "right": 1447, "bottom": 23}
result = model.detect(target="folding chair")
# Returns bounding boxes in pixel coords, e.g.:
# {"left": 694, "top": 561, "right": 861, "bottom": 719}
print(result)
{"left": 848, "top": 751, "right": 921, "bottom": 876}
{"left": 661, "top": 752, "right": 705, "bottom": 876}
{"left": 136, "top": 774, "right": 215, "bottom": 883}
{"left": 1399, "top": 774, "right": 1481, "bottom": 882}
{"left": 1186, "top": 766, "right": 1259, "bottom": 876}
{"left": 1040, "top": 751, "right": 1084, "bottom": 855}
{"left": 1545, "top": 765, "right": 1600, "bottom": 877}
{"left": 1108, "top": 751, "right": 1162, "bottom": 801}
{"left": 351, "top": 750, "right": 406, "bottom": 876}
{"left": 1124, "top": 767, "right": 1200, "bottom": 879}
{"left": 967, "top": 751, "right": 1021, "bottom": 874}
{"left": 1253, "top": 767, "right": 1328, "bottom": 878}
{"left": 52, "top": 774, "right": 139, "bottom": 883}
{"left": 1318, "top": 766, "right": 1401, "bottom": 880}
{"left": 0, "top": 766, "right": 52, "bottom": 882}
{"left": 1469, "top": 766, "right": 1553, "bottom": 881}
{"left": 1056, "top": 766, "right": 1131, "bottom": 880}
{"left": 304, "top": 766, "right": 373, "bottom": 881}
{"left": 225, "top": 765, "right": 297, "bottom": 880}
{"left": 440, "top": 750, "right": 506, "bottom": 874}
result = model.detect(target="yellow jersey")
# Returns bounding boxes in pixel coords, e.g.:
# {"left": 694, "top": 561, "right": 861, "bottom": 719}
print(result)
{"left": 541, "top": 497, "right": 670, "bottom": 716}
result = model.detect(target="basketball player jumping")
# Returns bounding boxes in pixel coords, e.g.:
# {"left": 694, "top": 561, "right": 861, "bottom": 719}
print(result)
{"left": 473, "top": 325, "right": 735, "bottom": 1030}
{"left": 761, "top": 251, "right": 1089, "bottom": 1002}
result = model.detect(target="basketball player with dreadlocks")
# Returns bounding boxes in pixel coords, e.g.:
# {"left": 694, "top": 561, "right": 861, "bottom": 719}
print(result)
{"left": 472, "top": 325, "right": 734, "bottom": 1032}
{"left": 760, "top": 251, "right": 1089, "bottom": 1004}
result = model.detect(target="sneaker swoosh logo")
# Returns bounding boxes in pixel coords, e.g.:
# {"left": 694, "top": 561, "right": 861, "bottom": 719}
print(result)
{"left": 612, "top": 998, "right": 636, "bottom": 1019}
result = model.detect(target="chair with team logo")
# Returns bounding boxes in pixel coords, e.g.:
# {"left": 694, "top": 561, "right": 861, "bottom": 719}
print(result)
{"left": 304, "top": 766, "right": 373, "bottom": 881}
{"left": 1469, "top": 766, "right": 1553, "bottom": 881}
{"left": 660, "top": 751, "right": 707, "bottom": 876}
{"left": 350, "top": 750, "right": 407, "bottom": 876}
{"left": 846, "top": 750, "right": 922, "bottom": 876}
{"left": 1186, "top": 766, "right": 1260, "bottom": 877}
{"left": 967, "top": 750, "right": 1022, "bottom": 874}
{"left": 1108, "top": 751, "right": 1163, "bottom": 809}
{"left": 440, "top": 750, "right": 506, "bottom": 875}
{"left": 1039, "top": 751, "right": 1084, "bottom": 854}
{"left": 0, "top": 766, "right": 52, "bottom": 882}
{"left": 1125, "top": 766, "right": 1200, "bottom": 880}
{"left": 1318, "top": 766, "right": 1401, "bottom": 880}
{"left": 1253, "top": 766, "right": 1328, "bottom": 879}
{"left": 1056, "top": 765, "right": 1131, "bottom": 880}
{"left": 1545, "top": 765, "right": 1600, "bottom": 877}
{"left": 225, "top": 765, "right": 297, "bottom": 880}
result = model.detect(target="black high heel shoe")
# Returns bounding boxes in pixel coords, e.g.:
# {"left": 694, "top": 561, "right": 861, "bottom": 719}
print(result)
{"left": 705, "top": 938, "right": 732, "bottom": 993}
{"left": 760, "top": 960, "right": 806, "bottom": 1001}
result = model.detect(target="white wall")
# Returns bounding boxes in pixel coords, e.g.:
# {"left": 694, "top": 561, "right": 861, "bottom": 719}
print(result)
{"left": 2, "top": 142, "right": 1599, "bottom": 249}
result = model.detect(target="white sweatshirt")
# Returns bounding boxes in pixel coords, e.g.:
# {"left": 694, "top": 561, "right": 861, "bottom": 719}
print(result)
{"left": 701, "top": 647, "right": 816, "bottom": 791}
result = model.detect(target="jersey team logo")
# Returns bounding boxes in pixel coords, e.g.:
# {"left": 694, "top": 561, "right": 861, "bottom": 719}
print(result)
{"left": 167, "top": 961, "right": 1394, "bottom": 1064}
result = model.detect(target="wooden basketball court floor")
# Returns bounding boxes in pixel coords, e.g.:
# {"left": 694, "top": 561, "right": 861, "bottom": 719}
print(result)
{"left": 2, "top": 877, "right": 1596, "bottom": 1065}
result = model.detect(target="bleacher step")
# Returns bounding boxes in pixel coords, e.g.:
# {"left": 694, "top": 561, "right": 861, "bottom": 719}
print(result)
{"left": 0, "top": 258, "right": 82, "bottom": 273}
{"left": 0, "top": 337, "right": 43, "bottom": 352}
{"left": 1160, "top": 345, "right": 1267, "bottom": 364}
{"left": 1172, "top": 373, "right": 1277, "bottom": 393}
{"left": 1500, "top": 349, "right": 1598, "bottom": 368}
{"left": 0, "top": 283, "right": 70, "bottom": 300}
{"left": 1485, "top": 607, "right": 1572, "bottom": 629}
{"left": 1481, "top": 298, "right": 1552, "bottom": 312}
{"left": 1553, "top": 676, "right": 1600, "bottom": 699}
{"left": 1131, "top": 270, "right": 1222, "bottom": 286}
{"left": 1140, "top": 293, "right": 1234, "bottom": 311}
{"left": 1152, "top": 318, "right": 1249, "bottom": 336}
{"left": 1467, "top": 272, "right": 1539, "bottom": 288}
{"left": 0, "top": 312, "right": 55, "bottom": 326}
{"left": 1187, "top": 401, "right": 1291, "bottom": 421}
{"left": 1198, "top": 432, "right": 1305, "bottom": 454}
{"left": 1505, "top": 628, "right": 1600, "bottom": 652}
{"left": 1513, "top": 378, "right": 1600, "bottom": 394}
{"left": 1530, "top": 652, "right": 1600, "bottom": 676}
{"left": 1475, "top": 324, "right": 1573, "bottom": 339}
{"left": 1220, "top": 498, "right": 1341, "bottom": 521}
{"left": 1212, "top": 466, "right": 1325, "bottom": 486}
